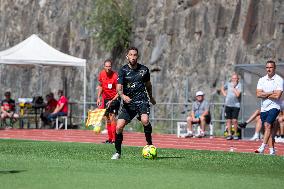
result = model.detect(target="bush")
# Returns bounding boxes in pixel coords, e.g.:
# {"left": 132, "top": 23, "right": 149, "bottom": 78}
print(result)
{"left": 87, "top": 0, "right": 132, "bottom": 52}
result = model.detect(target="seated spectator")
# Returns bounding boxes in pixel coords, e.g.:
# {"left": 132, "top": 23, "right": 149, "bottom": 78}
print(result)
{"left": 275, "top": 101, "right": 284, "bottom": 143}
{"left": 1, "top": 91, "right": 19, "bottom": 128}
{"left": 47, "top": 90, "right": 68, "bottom": 129}
{"left": 40, "top": 93, "right": 57, "bottom": 127}
{"left": 238, "top": 109, "right": 262, "bottom": 141}
{"left": 185, "top": 91, "right": 211, "bottom": 138}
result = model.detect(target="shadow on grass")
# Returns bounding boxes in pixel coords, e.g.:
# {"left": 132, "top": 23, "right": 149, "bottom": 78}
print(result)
{"left": 157, "top": 156, "right": 185, "bottom": 159}
{"left": 0, "top": 170, "right": 27, "bottom": 174}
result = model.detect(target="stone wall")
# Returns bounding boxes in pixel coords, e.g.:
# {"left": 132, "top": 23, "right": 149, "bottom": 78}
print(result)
{"left": 0, "top": 0, "right": 284, "bottom": 104}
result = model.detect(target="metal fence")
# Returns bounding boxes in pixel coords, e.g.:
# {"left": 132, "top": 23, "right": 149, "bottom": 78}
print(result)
{"left": 69, "top": 101, "right": 227, "bottom": 135}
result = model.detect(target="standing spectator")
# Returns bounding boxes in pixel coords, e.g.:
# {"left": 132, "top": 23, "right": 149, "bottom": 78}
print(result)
{"left": 97, "top": 59, "right": 120, "bottom": 144}
{"left": 1, "top": 91, "right": 19, "bottom": 128}
{"left": 185, "top": 91, "right": 211, "bottom": 138}
{"left": 255, "top": 60, "right": 283, "bottom": 155}
{"left": 111, "top": 47, "right": 156, "bottom": 160}
{"left": 221, "top": 73, "right": 242, "bottom": 140}
{"left": 48, "top": 90, "right": 68, "bottom": 129}
{"left": 40, "top": 93, "right": 57, "bottom": 127}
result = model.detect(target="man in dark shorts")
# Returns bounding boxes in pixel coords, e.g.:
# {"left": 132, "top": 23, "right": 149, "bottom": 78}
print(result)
{"left": 111, "top": 47, "right": 156, "bottom": 159}
{"left": 221, "top": 73, "right": 242, "bottom": 140}
{"left": 97, "top": 59, "right": 120, "bottom": 144}
{"left": 185, "top": 91, "right": 210, "bottom": 138}
{"left": 255, "top": 60, "right": 283, "bottom": 155}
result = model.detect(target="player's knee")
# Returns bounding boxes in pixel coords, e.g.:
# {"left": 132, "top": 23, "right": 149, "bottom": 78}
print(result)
{"left": 186, "top": 116, "right": 192, "bottom": 122}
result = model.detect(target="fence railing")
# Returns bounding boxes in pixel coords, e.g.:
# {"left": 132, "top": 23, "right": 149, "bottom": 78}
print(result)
{"left": 69, "top": 101, "right": 226, "bottom": 135}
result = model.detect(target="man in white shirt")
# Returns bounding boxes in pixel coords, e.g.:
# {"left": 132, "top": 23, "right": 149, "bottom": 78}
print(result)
{"left": 255, "top": 60, "right": 283, "bottom": 155}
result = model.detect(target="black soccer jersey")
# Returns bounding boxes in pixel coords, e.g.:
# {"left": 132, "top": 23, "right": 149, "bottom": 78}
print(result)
{"left": 118, "top": 63, "right": 150, "bottom": 104}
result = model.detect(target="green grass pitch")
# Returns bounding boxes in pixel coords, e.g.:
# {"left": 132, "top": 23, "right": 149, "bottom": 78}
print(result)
{"left": 0, "top": 139, "right": 284, "bottom": 189}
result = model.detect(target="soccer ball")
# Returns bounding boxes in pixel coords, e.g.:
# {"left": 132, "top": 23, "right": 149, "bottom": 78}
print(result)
{"left": 142, "top": 145, "right": 157, "bottom": 160}
{"left": 93, "top": 125, "right": 101, "bottom": 134}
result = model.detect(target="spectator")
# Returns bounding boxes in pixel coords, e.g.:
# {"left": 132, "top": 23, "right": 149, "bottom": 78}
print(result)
{"left": 40, "top": 93, "right": 57, "bottom": 127}
{"left": 221, "top": 73, "right": 242, "bottom": 140}
{"left": 97, "top": 59, "right": 120, "bottom": 144}
{"left": 47, "top": 90, "right": 68, "bottom": 129}
{"left": 255, "top": 60, "right": 283, "bottom": 155}
{"left": 275, "top": 100, "right": 284, "bottom": 143}
{"left": 238, "top": 109, "right": 262, "bottom": 141}
{"left": 1, "top": 91, "right": 19, "bottom": 128}
{"left": 185, "top": 91, "right": 211, "bottom": 138}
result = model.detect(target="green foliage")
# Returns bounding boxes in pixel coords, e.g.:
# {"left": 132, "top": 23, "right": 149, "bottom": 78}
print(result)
{"left": 87, "top": 0, "right": 132, "bottom": 52}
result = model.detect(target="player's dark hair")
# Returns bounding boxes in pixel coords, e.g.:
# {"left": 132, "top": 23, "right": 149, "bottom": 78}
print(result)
{"left": 266, "top": 60, "right": 276, "bottom": 67}
{"left": 127, "top": 47, "right": 138, "bottom": 54}
{"left": 4, "top": 91, "right": 11, "bottom": 96}
{"left": 104, "top": 59, "right": 113, "bottom": 66}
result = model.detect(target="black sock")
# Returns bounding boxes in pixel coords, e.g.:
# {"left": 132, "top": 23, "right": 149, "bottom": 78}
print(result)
{"left": 281, "top": 135, "right": 284, "bottom": 138}
{"left": 115, "top": 133, "right": 123, "bottom": 154}
{"left": 144, "top": 123, "right": 152, "bottom": 145}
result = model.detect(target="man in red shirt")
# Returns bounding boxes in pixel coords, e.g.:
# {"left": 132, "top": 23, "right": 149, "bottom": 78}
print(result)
{"left": 1, "top": 91, "right": 19, "bottom": 128}
{"left": 48, "top": 90, "right": 68, "bottom": 129}
{"left": 97, "top": 59, "right": 120, "bottom": 144}
{"left": 40, "top": 92, "right": 58, "bottom": 127}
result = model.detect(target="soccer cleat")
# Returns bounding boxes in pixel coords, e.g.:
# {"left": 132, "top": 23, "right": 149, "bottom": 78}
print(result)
{"left": 238, "top": 122, "right": 247, "bottom": 129}
{"left": 111, "top": 153, "right": 121, "bottom": 160}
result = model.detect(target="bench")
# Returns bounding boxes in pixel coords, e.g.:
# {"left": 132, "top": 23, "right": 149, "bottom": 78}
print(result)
{"left": 177, "top": 121, "right": 214, "bottom": 138}
{"left": 55, "top": 116, "right": 68, "bottom": 130}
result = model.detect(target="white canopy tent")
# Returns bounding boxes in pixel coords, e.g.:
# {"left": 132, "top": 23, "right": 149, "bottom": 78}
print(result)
{"left": 0, "top": 34, "right": 87, "bottom": 121}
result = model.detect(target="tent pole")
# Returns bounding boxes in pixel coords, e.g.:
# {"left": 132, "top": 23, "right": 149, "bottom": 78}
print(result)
{"left": 83, "top": 64, "right": 86, "bottom": 124}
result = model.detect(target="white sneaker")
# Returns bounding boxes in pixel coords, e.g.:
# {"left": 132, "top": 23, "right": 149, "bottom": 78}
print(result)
{"left": 269, "top": 149, "right": 276, "bottom": 155}
{"left": 254, "top": 147, "right": 264, "bottom": 154}
{"left": 111, "top": 153, "right": 121, "bottom": 160}
{"left": 184, "top": 131, "right": 193, "bottom": 138}
{"left": 250, "top": 134, "right": 260, "bottom": 141}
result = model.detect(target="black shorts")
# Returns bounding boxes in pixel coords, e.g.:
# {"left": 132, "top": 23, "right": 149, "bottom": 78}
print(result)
{"left": 224, "top": 106, "right": 240, "bottom": 119}
{"left": 192, "top": 114, "right": 211, "bottom": 125}
{"left": 104, "top": 99, "right": 121, "bottom": 116}
{"left": 118, "top": 102, "right": 150, "bottom": 123}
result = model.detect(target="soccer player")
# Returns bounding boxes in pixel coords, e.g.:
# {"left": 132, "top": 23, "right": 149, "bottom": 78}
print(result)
{"left": 97, "top": 59, "right": 120, "bottom": 144}
{"left": 255, "top": 60, "right": 283, "bottom": 155}
{"left": 111, "top": 47, "right": 156, "bottom": 159}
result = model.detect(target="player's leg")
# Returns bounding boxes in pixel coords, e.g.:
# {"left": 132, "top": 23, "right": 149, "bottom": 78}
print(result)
{"left": 112, "top": 105, "right": 135, "bottom": 159}
{"left": 256, "top": 109, "right": 279, "bottom": 154}
{"left": 186, "top": 115, "right": 194, "bottom": 137}
{"left": 225, "top": 106, "right": 233, "bottom": 140}
{"left": 140, "top": 114, "right": 152, "bottom": 145}
{"left": 138, "top": 103, "right": 153, "bottom": 145}
{"left": 232, "top": 107, "right": 240, "bottom": 140}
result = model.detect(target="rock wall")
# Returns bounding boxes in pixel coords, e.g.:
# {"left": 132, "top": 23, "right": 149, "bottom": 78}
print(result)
{"left": 0, "top": 0, "right": 284, "bottom": 104}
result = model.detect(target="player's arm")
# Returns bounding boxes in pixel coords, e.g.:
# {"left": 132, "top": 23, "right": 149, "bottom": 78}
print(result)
{"left": 267, "top": 90, "right": 283, "bottom": 100}
{"left": 117, "top": 84, "right": 131, "bottom": 103}
{"left": 96, "top": 85, "right": 102, "bottom": 106}
{"left": 256, "top": 89, "right": 273, "bottom": 99}
{"left": 232, "top": 85, "right": 241, "bottom": 97}
{"left": 145, "top": 81, "right": 156, "bottom": 105}
{"left": 220, "top": 82, "right": 227, "bottom": 96}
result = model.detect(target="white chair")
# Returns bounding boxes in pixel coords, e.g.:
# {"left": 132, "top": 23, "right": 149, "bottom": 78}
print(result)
{"left": 55, "top": 116, "right": 68, "bottom": 130}
{"left": 177, "top": 121, "right": 214, "bottom": 138}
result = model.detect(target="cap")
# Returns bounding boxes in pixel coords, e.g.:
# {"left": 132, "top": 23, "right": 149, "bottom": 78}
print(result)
{"left": 195, "top": 91, "right": 204, "bottom": 97}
